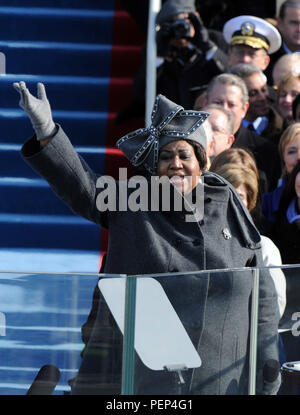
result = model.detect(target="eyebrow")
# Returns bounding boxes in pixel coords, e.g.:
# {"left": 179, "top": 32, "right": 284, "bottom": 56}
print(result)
{"left": 286, "top": 145, "right": 299, "bottom": 150}
{"left": 160, "top": 148, "right": 192, "bottom": 153}
{"left": 213, "top": 126, "right": 228, "bottom": 133}
{"left": 249, "top": 86, "right": 267, "bottom": 91}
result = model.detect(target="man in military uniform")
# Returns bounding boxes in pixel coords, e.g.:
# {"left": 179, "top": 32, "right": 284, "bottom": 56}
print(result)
{"left": 193, "top": 15, "right": 282, "bottom": 109}
{"left": 223, "top": 15, "right": 282, "bottom": 74}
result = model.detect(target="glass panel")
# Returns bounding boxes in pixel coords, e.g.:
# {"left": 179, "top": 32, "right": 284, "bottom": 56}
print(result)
{"left": 126, "top": 268, "right": 262, "bottom": 395}
{"left": 277, "top": 264, "right": 300, "bottom": 395}
{"left": 118, "top": 266, "right": 287, "bottom": 396}
{"left": 0, "top": 265, "right": 299, "bottom": 396}
{"left": 0, "top": 271, "right": 102, "bottom": 395}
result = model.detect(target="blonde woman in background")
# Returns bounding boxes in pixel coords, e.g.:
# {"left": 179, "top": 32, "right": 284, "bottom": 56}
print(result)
{"left": 263, "top": 122, "right": 300, "bottom": 223}
{"left": 276, "top": 72, "right": 300, "bottom": 127}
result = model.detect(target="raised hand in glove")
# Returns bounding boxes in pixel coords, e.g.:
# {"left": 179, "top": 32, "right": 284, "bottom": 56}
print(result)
{"left": 13, "top": 81, "right": 57, "bottom": 140}
{"left": 189, "top": 13, "right": 216, "bottom": 54}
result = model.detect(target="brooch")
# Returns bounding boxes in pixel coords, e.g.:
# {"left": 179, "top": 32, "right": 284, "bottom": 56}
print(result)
{"left": 222, "top": 228, "right": 232, "bottom": 240}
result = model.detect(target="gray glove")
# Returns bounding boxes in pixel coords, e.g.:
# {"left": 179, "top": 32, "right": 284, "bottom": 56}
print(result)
{"left": 13, "top": 81, "right": 56, "bottom": 140}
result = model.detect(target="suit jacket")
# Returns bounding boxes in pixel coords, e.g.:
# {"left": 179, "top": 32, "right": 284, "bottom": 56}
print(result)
{"left": 21, "top": 126, "right": 280, "bottom": 395}
{"left": 271, "top": 212, "right": 300, "bottom": 330}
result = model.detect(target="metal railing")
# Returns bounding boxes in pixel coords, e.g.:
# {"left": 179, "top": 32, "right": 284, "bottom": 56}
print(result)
{"left": 145, "top": 0, "right": 161, "bottom": 126}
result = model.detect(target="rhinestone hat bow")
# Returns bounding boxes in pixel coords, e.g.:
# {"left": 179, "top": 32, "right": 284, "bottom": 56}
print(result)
{"left": 116, "top": 94, "right": 210, "bottom": 174}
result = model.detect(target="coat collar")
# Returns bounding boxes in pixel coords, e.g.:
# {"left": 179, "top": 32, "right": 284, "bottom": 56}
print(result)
{"left": 203, "top": 171, "right": 261, "bottom": 249}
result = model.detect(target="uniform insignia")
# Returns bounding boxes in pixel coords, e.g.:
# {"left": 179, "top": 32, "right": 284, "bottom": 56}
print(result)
{"left": 241, "top": 22, "right": 255, "bottom": 36}
{"left": 222, "top": 228, "right": 232, "bottom": 240}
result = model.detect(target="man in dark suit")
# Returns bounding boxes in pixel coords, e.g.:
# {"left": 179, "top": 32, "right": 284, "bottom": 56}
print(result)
{"left": 205, "top": 73, "right": 281, "bottom": 192}
{"left": 266, "top": 0, "right": 300, "bottom": 85}
{"left": 229, "top": 63, "right": 284, "bottom": 145}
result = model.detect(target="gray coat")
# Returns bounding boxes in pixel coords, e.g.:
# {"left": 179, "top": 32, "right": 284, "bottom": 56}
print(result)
{"left": 21, "top": 126, "right": 280, "bottom": 395}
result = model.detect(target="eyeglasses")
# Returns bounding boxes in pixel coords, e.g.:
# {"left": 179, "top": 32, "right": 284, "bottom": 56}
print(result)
{"left": 230, "top": 47, "right": 267, "bottom": 59}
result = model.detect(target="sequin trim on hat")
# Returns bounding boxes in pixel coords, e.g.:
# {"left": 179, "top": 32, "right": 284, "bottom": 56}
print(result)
{"left": 116, "top": 95, "right": 209, "bottom": 173}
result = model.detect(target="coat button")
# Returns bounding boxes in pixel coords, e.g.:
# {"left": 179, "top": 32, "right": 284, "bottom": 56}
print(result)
{"left": 193, "top": 239, "right": 201, "bottom": 246}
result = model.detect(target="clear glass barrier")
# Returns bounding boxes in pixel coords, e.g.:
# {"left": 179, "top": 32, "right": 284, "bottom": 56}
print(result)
{"left": 0, "top": 271, "right": 100, "bottom": 395}
{"left": 121, "top": 267, "right": 264, "bottom": 396}
{"left": 119, "top": 265, "right": 299, "bottom": 396}
{"left": 0, "top": 265, "right": 299, "bottom": 395}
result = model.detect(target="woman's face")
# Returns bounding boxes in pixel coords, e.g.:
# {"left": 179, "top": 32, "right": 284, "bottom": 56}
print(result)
{"left": 235, "top": 184, "right": 248, "bottom": 209}
{"left": 283, "top": 134, "right": 300, "bottom": 174}
{"left": 277, "top": 79, "right": 300, "bottom": 122}
{"left": 157, "top": 140, "right": 201, "bottom": 194}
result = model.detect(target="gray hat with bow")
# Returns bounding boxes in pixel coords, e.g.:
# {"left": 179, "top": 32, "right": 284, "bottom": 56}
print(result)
{"left": 116, "top": 94, "right": 210, "bottom": 174}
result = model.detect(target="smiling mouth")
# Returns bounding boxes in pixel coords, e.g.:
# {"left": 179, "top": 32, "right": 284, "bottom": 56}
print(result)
{"left": 169, "top": 175, "right": 185, "bottom": 185}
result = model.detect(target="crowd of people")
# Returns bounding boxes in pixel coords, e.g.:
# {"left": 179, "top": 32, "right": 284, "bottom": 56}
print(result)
{"left": 13, "top": 0, "right": 300, "bottom": 396}
{"left": 119, "top": 0, "right": 300, "bottom": 383}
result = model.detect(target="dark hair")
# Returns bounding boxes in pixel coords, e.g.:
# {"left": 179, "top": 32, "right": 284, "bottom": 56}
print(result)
{"left": 279, "top": 0, "right": 300, "bottom": 18}
{"left": 277, "top": 160, "right": 300, "bottom": 215}
{"left": 293, "top": 93, "right": 300, "bottom": 120}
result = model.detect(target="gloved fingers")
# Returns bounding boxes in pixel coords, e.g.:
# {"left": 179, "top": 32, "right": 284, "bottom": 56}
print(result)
{"left": 20, "top": 86, "right": 33, "bottom": 108}
{"left": 37, "top": 82, "right": 47, "bottom": 101}
{"left": 13, "top": 82, "right": 21, "bottom": 92}
{"left": 13, "top": 81, "right": 32, "bottom": 107}
{"left": 13, "top": 81, "right": 25, "bottom": 99}
{"left": 18, "top": 81, "right": 29, "bottom": 96}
